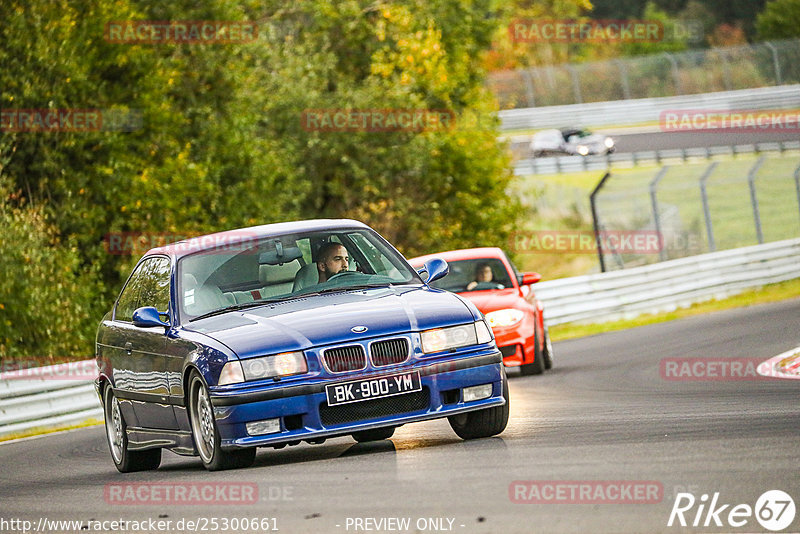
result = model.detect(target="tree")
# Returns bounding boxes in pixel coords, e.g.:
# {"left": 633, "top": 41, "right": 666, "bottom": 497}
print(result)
{"left": 756, "top": 0, "right": 800, "bottom": 39}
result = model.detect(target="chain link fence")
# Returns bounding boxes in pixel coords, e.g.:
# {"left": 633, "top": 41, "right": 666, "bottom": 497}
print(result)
{"left": 490, "top": 39, "right": 800, "bottom": 109}
{"left": 590, "top": 154, "right": 800, "bottom": 271}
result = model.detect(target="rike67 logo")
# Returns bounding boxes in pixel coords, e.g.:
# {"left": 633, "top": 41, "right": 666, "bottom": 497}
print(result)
{"left": 668, "top": 490, "right": 796, "bottom": 531}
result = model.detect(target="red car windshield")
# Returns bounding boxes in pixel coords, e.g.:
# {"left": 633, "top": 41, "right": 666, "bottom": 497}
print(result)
{"left": 430, "top": 258, "right": 513, "bottom": 293}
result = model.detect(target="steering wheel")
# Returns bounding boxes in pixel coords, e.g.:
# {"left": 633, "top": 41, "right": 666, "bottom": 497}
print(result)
{"left": 471, "top": 281, "right": 504, "bottom": 291}
{"left": 326, "top": 270, "right": 360, "bottom": 282}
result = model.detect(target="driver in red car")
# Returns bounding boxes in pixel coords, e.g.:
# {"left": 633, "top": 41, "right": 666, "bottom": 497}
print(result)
{"left": 317, "top": 242, "right": 350, "bottom": 282}
{"left": 466, "top": 262, "right": 494, "bottom": 290}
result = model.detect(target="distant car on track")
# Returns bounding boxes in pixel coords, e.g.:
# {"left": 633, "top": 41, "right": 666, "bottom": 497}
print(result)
{"left": 96, "top": 220, "right": 508, "bottom": 472}
{"left": 409, "top": 248, "right": 553, "bottom": 376}
{"left": 531, "top": 128, "right": 615, "bottom": 157}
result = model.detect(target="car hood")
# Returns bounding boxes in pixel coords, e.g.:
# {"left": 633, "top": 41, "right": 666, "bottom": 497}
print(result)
{"left": 568, "top": 134, "right": 606, "bottom": 146}
{"left": 456, "top": 288, "right": 523, "bottom": 314}
{"left": 183, "top": 285, "right": 475, "bottom": 358}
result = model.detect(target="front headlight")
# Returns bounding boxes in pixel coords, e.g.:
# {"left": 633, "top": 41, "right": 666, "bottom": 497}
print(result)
{"left": 485, "top": 308, "right": 525, "bottom": 328}
{"left": 604, "top": 137, "right": 614, "bottom": 148}
{"left": 220, "top": 351, "right": 308, "bottom": 384}
{"left": 421, "top": 321, "right": 492, "bottom": 354}
{"left": 577, "top": 145, "right": 589, "bottom": 156}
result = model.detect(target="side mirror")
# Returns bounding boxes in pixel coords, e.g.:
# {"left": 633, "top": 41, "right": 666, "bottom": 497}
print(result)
{"left": 422, "top": 258, "right": 449, "bottom": 285}
{"left": 132, "top": 306, "right": 170, "bottom": 328}
{"left": 519, "top": 272, "right": 542, "bottom": 286}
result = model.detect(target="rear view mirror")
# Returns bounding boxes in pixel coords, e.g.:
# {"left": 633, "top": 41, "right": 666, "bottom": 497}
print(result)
{"left": 132, "top": 306, "right": 170, "bottom": 328}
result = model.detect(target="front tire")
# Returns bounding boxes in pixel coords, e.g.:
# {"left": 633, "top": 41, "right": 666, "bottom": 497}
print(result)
{"left": 520, "top": 327, "right": 545, "bottom": 376}
{"left": 103, "top": 384, "right": 161, "bottom": 473}
{"left": 352, "top": 426, "right": 395, "bottom": 443}
{"left": 542, "top": 325, "right": 554, "bottom": 370}
{"left": 448, "top": 376, "right": 509, "bottom": 439}
{"left": 188, "top": 372, "right": 255, "bottom": 471}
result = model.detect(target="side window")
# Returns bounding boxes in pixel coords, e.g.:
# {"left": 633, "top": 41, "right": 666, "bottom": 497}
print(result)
{"left": 115, "top": 256, "right": 171, "bottom": 322}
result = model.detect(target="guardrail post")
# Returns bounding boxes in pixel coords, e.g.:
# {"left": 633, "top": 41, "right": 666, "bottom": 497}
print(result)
{"left": 650, "top": 166, "right": 669, "bottom": 262}
{"left": 748, "top": 156, "right": 766, "bottom": 244}
{"left": 590, "top": 172, "right": 612, "bottom": 272}
{"left": 794, "top": 162, "right": 800, "bottom": 229}
{"left": 699, "top": 162, "right": 719, "bottom": 252}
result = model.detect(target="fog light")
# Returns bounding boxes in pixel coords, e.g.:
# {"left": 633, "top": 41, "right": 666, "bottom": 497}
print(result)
{"left": 463, "top": 383, "right": 493, "bottom": 402}
{"left": 246, "top": 418, "right": 280, "bottom": 436}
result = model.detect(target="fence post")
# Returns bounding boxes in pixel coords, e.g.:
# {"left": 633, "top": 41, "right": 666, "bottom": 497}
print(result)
{"left": 663, "top": 52, "right": 682, "bottom": 95}
{"left": 590, "top": 172, "right": 612, "bottom": 272}
{"left": 521, "top": 69, "right": 537, "bottom": 108}
{"left": 748, "top": 156, "right": 766, "bottom": 244}
{"left": 614, "top": 59, "right": 632, "bottom": 100}
{"left": 699, "top": 161, "right": 719, "bottom": 252}
{"left": 650, "top": 166, "right": 670, "bottom": 262}
{"left": 794, "top": 162, "right": 800, "bottom": 230}
{"left": 764, "top": 42, "right": 782, "bottom": 85}
{"left": 567, "top": 65, "right": 583, "bottom": 104}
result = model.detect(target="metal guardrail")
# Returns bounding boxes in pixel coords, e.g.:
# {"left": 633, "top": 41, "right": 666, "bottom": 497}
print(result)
{"left": 535, "top": 237, "right": 800, "bottom": 325}
{"left": 0, "top": 363, "right": 101, "bottom": 440}
{"left": 499, "top": 84, "right": 800, "bottom": 132}
{"left": 514, "top": 140, "right": 800, "bottom": 175}
{"left": 2, "top": 237, "right": 799, "bottom": 438}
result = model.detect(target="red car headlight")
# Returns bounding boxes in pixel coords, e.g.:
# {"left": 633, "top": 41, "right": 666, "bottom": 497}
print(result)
{"left": 485, "top": 309, "right": 525, "bottom": 328}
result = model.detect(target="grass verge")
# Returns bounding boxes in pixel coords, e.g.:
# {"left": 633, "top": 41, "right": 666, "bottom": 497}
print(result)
{"left": 550, "top": 277, "right": 800, "bottom": 342}
{"left": 0, "top": 417, "right": 103, "bottom": 443}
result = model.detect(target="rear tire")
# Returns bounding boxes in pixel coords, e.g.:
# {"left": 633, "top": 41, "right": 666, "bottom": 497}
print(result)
{"left": 188, "top": 372, "right": 256, "bottom": 471}
{"left": 352, "top": 427, "right": 395, "bottom": 442}
{"left": 103, "top": 384, "right": 161, "bottom": 473}
{"left": 448, "top": 376, "right": 509, "bottom": 439}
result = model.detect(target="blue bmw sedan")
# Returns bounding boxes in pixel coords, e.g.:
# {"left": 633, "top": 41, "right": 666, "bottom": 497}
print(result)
{"left": 96, "top": 219, "right": 508, "bottom": 471}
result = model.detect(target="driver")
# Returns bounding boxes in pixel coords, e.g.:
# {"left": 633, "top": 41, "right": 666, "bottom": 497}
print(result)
{"left": 317, "top": 242, "right": 350, "bottom": 283}
{"left": 466, "top": 262, "right": 493, "bottom": 290}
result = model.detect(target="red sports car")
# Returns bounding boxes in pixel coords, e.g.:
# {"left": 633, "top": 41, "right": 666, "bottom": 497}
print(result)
{"left": 409, "top": 248, "right": 553, "bottom": 375}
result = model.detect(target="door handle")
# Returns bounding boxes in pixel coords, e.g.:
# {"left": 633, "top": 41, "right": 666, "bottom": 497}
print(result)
{"left": 124, "top": 342, "right": 133, "bottom": 355}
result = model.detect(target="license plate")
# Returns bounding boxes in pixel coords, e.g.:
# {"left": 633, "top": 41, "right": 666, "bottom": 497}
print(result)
{"left": 325, "top": 371, "right": 422, "bottom": 406}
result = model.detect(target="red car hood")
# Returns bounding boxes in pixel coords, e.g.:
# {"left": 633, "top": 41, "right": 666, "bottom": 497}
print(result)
{"left": 457, "top": 288, "right": 522, "bottom": 314}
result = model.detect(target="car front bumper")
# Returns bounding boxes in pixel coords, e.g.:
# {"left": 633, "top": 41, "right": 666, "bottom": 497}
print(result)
{"left": 208, "top": 349, "right": 505, "bottom": 449}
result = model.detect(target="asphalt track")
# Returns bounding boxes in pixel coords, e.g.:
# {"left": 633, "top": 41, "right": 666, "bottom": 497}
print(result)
{"left": 1, "top": 298, "right": 799, "bottom": 533}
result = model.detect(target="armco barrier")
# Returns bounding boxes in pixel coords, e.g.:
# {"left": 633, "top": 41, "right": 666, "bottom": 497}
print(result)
{"left": 535, "top": 237, "right": 800, "bottom": 325}
{"left": 0, "top": 363, "right": 101, "bottom": 440}
{"left": 499, "top": 84, "right": 800, "bottom": 132}
{"left": 514, "top": 140, "right": 800, "bottom": 175}
{"left": 2, "top": 238, "right": 799, "bottom": 439}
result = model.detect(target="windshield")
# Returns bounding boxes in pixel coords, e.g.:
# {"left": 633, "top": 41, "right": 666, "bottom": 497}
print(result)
{"left": 177, "top": 228, "right": 420, "bottom": 321}
{"left": 429, "top": 258, "right": 513, "bottom": 293}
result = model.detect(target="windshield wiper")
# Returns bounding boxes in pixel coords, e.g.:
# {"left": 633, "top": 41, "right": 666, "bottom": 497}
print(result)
{"left": 189, "top": 297, "right": 287, "bottom": 322}
{"left": 316, "top": 283, "right": 394, "bottom": 294}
